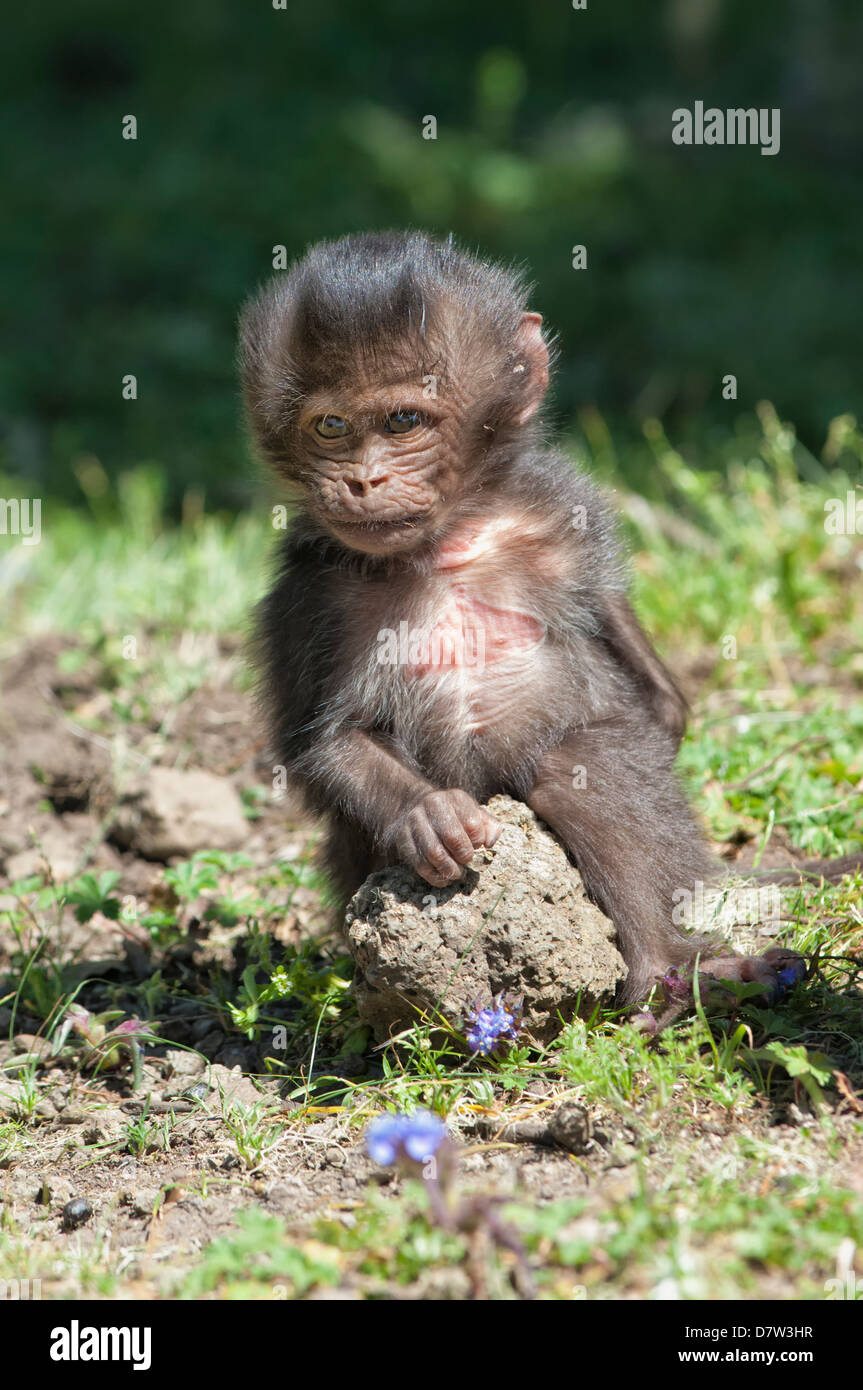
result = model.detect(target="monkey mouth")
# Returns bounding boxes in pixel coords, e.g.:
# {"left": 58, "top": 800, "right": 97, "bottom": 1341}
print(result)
{"left": 336, "top": 514, "right": 429, "bottom": 530}
{"left": 331, "top": 513, "right": 432, "bottom": 546}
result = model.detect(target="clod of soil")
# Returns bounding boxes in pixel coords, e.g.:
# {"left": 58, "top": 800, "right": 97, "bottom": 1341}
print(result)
{"left": 111, "top": 766, "right": 248, "bottom": 860}
{"left": 345, "top": 794, "right": 626, "bottom": 1045}
{"left": 61, "top": 1197, "right": 93, "bottom": 1232}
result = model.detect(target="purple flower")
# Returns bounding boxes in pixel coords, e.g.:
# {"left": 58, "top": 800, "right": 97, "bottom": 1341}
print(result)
{"left": 365, "top": 1110, "right": 447, "bottom": 1167}
{"left": 632, "top": 1009, "right": 658, "bottom": 1036}
{"left": 662, "top": 967, "right": 693, "bottom": 1002}
{"left": 464, "top": 992, "right": 523, "bottom": 1056}
{"left": 107, "top": 1018, "right": 146, "bottom": 1039}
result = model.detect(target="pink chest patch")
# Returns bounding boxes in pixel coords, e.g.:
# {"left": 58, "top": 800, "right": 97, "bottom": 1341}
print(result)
{"left": 405, "top": 585, "right": 544, "bottom": 678}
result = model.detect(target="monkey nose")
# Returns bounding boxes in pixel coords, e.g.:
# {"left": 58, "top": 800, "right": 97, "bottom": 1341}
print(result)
{"left": 345, "top": 472, "right": 389, "bottom": 497}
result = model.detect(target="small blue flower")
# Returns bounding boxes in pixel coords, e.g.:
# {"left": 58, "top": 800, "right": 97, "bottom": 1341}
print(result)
{"left": 365, "top": 1115, "right": 407, "bottom": 1166}
{"left": 772, "top": 963, "right": 805, "bottom": 1002}
{"left": 401, "top": 1111, "right": 447, "bottom": 1161}
{"left": 465, "top": 993, "right": 523, "bottom": 1056}
{"left": 365, "top": 1109, "right": 447, "bottom": 1167}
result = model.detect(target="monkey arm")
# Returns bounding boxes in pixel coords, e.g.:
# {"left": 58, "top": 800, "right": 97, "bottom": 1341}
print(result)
{"left": 598, "top": 591, "right": 688, "bottom": 747}
{"left": 295, "top": 727, "right": 434, "bottom": 838}
{"left": 258, "top": 537, "right": 499, "bottom": 864}
{"left": 257, "top": 535, "right": 425, "bottom": 836}
{"left": 293, "top": 727, "right": 501, "bottom": 883}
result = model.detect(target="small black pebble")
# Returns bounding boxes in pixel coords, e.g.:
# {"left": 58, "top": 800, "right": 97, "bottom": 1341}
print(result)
{"left": 62, "top": 1198, "right": 92, "bottom": 1231}
{"left": 182, "top": 1083, "right": 210, "bottom": 1102}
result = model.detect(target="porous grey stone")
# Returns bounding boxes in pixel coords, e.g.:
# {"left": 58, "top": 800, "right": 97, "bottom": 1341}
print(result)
{"left": 345, "top": 795, "right": 626, "bottom": 1045}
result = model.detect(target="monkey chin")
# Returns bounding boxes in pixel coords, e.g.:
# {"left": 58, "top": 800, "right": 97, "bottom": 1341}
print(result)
{"left": 328, "top": 513, "right": 435, "bottom": 556}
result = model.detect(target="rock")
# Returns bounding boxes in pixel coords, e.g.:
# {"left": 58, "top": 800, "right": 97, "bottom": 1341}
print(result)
{"left": 25, "top": 730, "right": 107, "bottom": 811}
{"left": 345, "top": 795, "right": 626, "bottom": 1045}
{"left": 83, "top": 1110, "right": 127, "bottom": 1145}
{"left": 111, "top": 766, "right": 248, "bottom": 860}
{"left": 179, "top": 1082, "right": 210, "bottom": 1103}
{"left": 58, "top": 1107, "right": 88, "bottom": 1126}
{"left": 3, "top": 1172, "right": 40, "bottom": 1199}
{"left": 216, "top": 1042, "right": 256, "bottom": 1070}
{"left": 12, "top": 1033, "right": 52, "bottom": 1059}
{"left": 36, "top": 1175, "right": 71, "bottom": 1206}
{"left": 6, "top": 827, "right": 81, "bottom": 883}
{"left": 0, "top": 1083, "right": 26, "bottom": 1116}
{"left": 206, "top": 1064, "right": 273, "bottom": 1109}
{"left": 126, "top": 1188, "right": 160, "bottom": 1218}
{"left": 547, "top": 1103, "right": 596, "bottom": 1153}
{"left": 163, "top": 1048, "right": 206, "bottom": 1078}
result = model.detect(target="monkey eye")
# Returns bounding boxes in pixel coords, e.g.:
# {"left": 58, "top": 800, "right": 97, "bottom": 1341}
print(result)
{"left": 384, "top": 409, "right": 420, "bottom": 435}
{"left": 314, "top": 414, "right": 350, "bottom": 439}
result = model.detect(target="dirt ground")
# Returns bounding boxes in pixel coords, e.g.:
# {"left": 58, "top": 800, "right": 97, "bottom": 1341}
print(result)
{"left": 1, "top": 635, "right": 861, "bottom": 1300}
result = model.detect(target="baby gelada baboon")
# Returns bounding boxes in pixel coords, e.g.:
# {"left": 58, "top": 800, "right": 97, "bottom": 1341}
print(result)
{"left": 240, "top": 232, "right": 854, "bottom": 1021}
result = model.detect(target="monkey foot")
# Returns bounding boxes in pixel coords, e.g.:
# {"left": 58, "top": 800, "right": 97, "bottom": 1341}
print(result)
{"left": 633, "top": 948, "right": 807, "bottom": 1034}
{"left": 695, "top": 947, "right": 807, "bottom": 1001}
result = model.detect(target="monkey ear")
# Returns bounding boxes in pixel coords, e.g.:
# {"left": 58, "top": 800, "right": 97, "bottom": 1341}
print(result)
{"left": 513, "top": 312, "right": 550, "bottom": 424}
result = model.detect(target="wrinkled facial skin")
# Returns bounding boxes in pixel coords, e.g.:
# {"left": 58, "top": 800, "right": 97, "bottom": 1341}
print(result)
{"left": 264, "top": 311, "right": 548, "bottom": 558}
{"left": 295, "top": 378, "right": 466, "bottom": 556}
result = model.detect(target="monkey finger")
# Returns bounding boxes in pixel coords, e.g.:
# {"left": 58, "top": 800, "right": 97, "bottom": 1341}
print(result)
{"left": 446, "top": 793, "right": 495, "bottom": 849}
{"left": 479, "top": 815, "right": 502, "bottom": 847}
{"left": 419, "top": 803, "right": 478, "bottom": 865}
{"left": 395, "top": 825, "right": 456, "bottom": 887}
{"left": 459, "top": 819, "right": 488, "bottom": 849}
{"left": 460, "top": 808, "right": 501, "bottom": 850}
{"left": 407, "top": 821, "right": 465, "bottom": 884}
{"left": 418, "top": 863, "right": 460, "bottom": 888}
{"left": 440, "top": 827, "right": 478, "bottom": 865}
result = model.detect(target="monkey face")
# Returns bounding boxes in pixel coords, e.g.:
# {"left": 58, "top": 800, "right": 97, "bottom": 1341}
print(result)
{"left": 293, "top": 386, "right": 465, "bottom": 555}
{"left": 240, "top": 233, "right": 552, "bottom": 556}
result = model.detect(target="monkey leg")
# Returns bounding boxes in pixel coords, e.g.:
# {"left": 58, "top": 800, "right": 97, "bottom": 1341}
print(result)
{"left": 320, "top": 814, "right": 386, "bottom": 915}
{"left": 526, "top": 719, "right": 715, "bottom": 1005}
{"left": 525, "top": 719, "right": 802, "bottom": 1013}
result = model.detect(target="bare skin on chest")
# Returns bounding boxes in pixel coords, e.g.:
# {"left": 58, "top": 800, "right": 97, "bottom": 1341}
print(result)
{"left": 401, "top": 517, "right": 548, "bottom": 729}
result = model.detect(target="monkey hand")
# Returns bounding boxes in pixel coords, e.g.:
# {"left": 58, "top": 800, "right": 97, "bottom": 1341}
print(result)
{"left": 392, "top": 789, "right": 502, "bottom": 888}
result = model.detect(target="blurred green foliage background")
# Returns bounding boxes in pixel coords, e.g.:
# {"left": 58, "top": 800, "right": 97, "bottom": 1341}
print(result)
{"left": 2, "top": 0, "right": 862, "bottom": 509}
